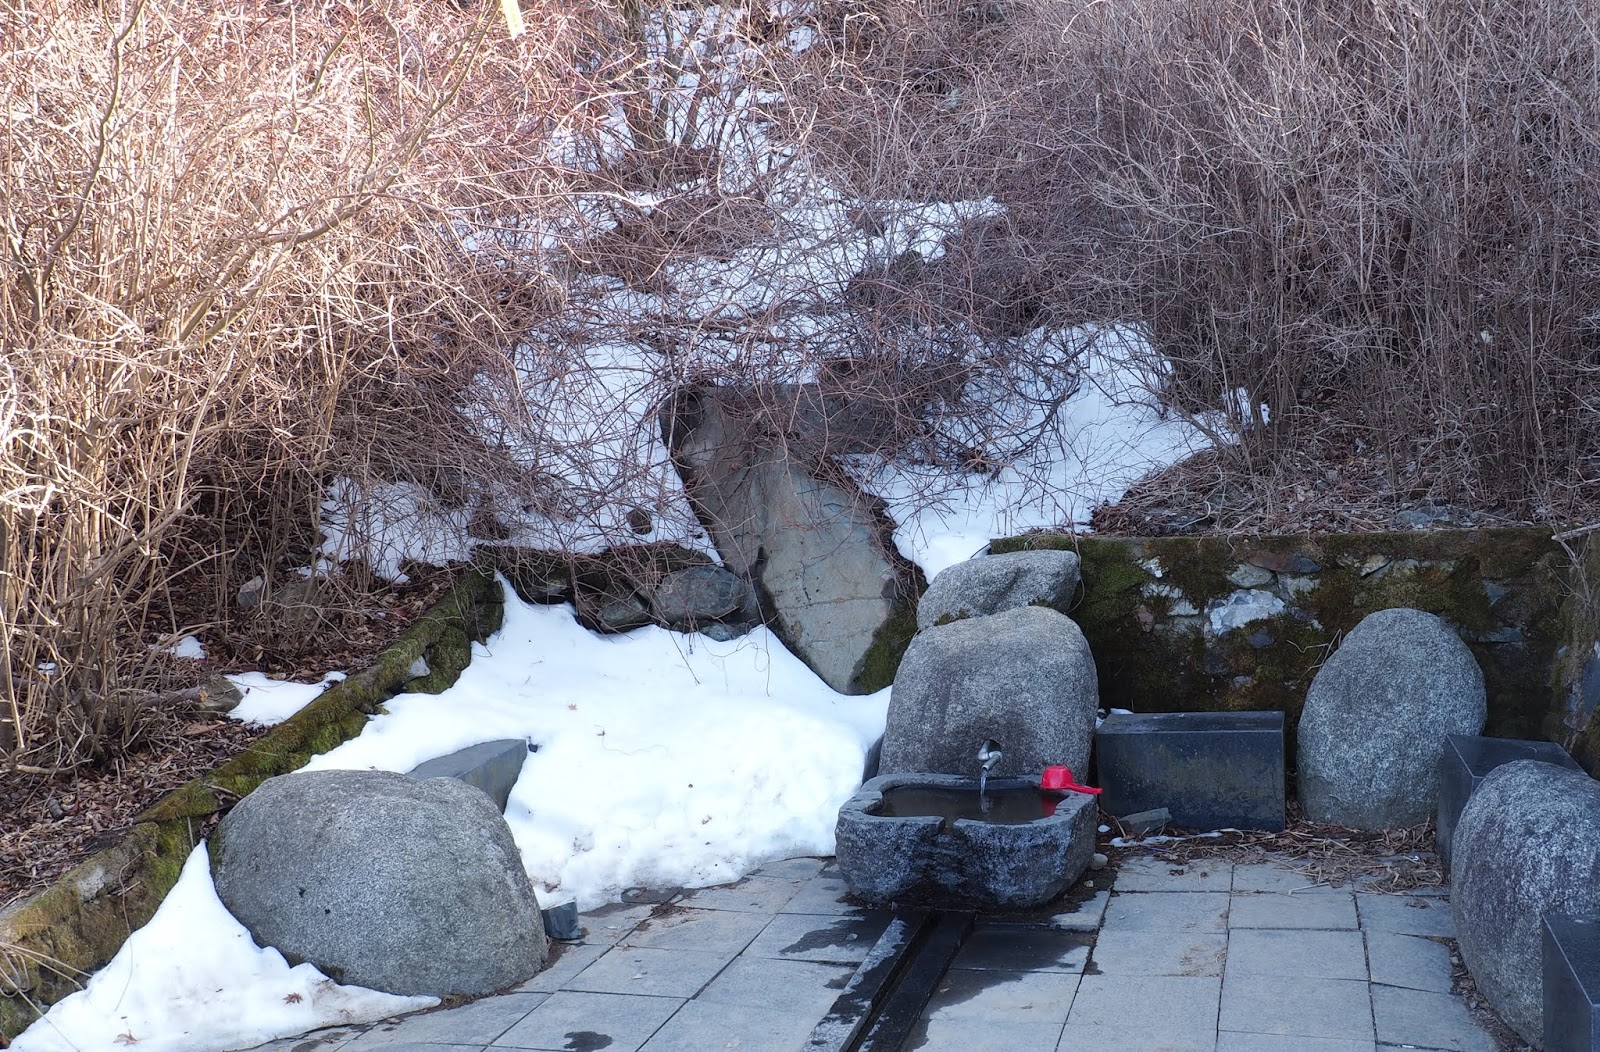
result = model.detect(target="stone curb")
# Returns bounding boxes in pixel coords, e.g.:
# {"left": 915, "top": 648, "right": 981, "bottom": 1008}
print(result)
{"left": 0, "top": 567, "right": 505, "bottom": 1037}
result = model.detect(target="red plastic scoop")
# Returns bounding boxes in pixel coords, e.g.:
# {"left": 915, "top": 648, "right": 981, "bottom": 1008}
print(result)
{"left": 1041, "top": 765, "right": 1103, "bottom": 795}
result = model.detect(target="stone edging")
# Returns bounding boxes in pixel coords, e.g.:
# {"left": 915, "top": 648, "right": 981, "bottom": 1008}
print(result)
{"left": 0, "top": 567, "right": 505, "bottom": 1038}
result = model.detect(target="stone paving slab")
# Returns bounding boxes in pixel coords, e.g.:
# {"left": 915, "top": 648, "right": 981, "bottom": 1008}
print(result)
{"left": 1101, "top": 891, "right": 1231, "bottom": 933}
{"left": 638, "top": 998, "right": 820, "bottom": 1052}
{"left": 1066, "top": 974, "right": 1223, "bottom": 1044}
{"left": 1370, "top": 984, "right": 1496, "bottom": 1052}
{"left": 1218, "top": 974, "right": 1374, "bottom": 1041}
{"left": 1356, "top": 892, "right": 1455, "bottom": 937}
{"left": 621, "top": 906, "right": 770, "bottom": 954}
{"left": 1228, "top": 890, "right": 1358, "bottom": 929}
{"left": 951, "top": 924, "right": 1090, "bottom": 973}
{"left": 249, "top": 851, "right": 1506, "bottom": 1052}
{"left": 492, "top": 990, "right": 682, "bottom": 1051}
{"left": 1088, "top": 929, "right": 1226, "bottom": 977}
{"left": 344, "top": 995, "right": 546, "bottom": 1049}
{"left": 560, "top": 945, "right": 732, "bottom": 998}
{"left": 1365, "top": 930, "right": 1455, "bottom": 993}
{"left": 923, "top": 967, "right": 1080, "bottom": 1024}
{"left": 1113, "top": 855, "right": 1233, "bottom": 892}
{"left": 743, "top": 910, "right": 890, "bottom": 964}
{"left": 1225, "top": 928, "right": 1367, "bottom": 980}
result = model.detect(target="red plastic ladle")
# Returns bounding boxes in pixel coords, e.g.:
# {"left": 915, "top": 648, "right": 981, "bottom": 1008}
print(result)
{"left": 1040, "top": 765, "right": 1103, "bottom": 795}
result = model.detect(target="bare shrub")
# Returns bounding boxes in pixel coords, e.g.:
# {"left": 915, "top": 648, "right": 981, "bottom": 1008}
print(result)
{"left": 793, "top": 0, "right": 1600, "bottom": 528}
{"left": 0, "top": 0, "right": 585, "bottom": 768}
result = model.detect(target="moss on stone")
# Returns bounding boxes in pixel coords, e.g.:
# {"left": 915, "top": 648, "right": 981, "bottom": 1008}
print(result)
{"left": 856, "top": 598, "right": 919, "bottom": 694}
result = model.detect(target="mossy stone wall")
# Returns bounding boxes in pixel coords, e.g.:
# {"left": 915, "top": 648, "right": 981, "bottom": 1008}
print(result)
{"left": 989, "top": 529, "right": 1579, "bottom": 762}
{"left": 1551, "top": 534, "right": 1600, "bottom": 773}
{"left": 0, "top": 568, "right": 504, "bottom": 1038}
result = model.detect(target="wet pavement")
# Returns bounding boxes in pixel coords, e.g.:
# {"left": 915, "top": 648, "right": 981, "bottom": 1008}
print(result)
{"left": 252, "top": 852, "right": 1501, "bottom": 1052}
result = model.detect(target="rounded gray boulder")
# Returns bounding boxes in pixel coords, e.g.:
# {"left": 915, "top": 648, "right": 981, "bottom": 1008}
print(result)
{"left": 915, "top": 550, "right": 1081, "bottom": 631}
{"left": 882, "top": 605, "right": 1098, "bottom": 778}
{"left": 1296, "top": 607, "right": 1485, "bottom": 829}
{"left": 1451, "top": 760, "right": 1600, "bottom": 1044}
{"left": 214, "top": 770, "right": 547, "bottom": 997}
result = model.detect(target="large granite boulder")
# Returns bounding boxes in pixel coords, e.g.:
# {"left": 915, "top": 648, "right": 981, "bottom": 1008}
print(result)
{"left": 662, "top": 387, "right": 923, "bottom": 693}
{"left": 881, "top": 605, "right": 1098, "bottom": 778}
{"left": 1451, "top": 760, "right": 1600, "bottom": 1044}
{"left": 915, "top": 550, "right": 1081, "bottom": 630}
{"left": 214, "top": 770, "right": 546, "bottom": 998}
{"left": 1297, "top": 607, "right": 1485, "bottom": 828}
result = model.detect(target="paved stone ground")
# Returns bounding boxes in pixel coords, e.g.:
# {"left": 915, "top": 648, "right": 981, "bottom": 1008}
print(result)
{"left": 252, "top": 853, "right": 1503, "bottom": 1052}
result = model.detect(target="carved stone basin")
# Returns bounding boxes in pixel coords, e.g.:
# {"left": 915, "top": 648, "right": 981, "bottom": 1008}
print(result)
{"left": 834, "top": 772, "right": 1097, "bottom": 910}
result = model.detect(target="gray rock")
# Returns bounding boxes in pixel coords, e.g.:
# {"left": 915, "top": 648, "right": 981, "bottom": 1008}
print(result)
{"left": 835, "top": 773, "right": 1097, "bottom": 909}
{"left": 881, "top": 606, "right": 1098, "bottom": 778}
{"left": 914, "top": 550, "right": 1080, "bottom": 630}
{"left": 214, "top": 770, "right": 547, "bottom": 997}
{"left": 1297, "top": 608, "right": 1485, "bottom": 829}
{"left": 408, "top": 739, "right": 531, "bottom": 812}
{"left": 662, "top": 387, "right": 922, "bottom": 693}
{"left": 652, "top": 565, "right": 757, "bottom": 630}
{"left": 1451, "top": 760, "right": 1600, "bottom": 1044}
{"left": 1226, "top": 564, "right": 1275, "bottom": 589}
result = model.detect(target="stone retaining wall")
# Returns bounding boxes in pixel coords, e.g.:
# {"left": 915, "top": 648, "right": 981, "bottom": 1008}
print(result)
{"left": 990, "top": 529, "right": 1588, "bottom": 765}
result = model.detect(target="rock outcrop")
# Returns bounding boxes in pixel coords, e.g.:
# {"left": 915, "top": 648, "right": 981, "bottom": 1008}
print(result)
{"left": 662, "top": 386, "right": 923, "bottom": 692}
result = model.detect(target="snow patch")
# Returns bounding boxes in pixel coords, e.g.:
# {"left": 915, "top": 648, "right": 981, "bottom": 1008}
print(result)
{"left": 227, "top": 671, "right": 346, "bottom": 727}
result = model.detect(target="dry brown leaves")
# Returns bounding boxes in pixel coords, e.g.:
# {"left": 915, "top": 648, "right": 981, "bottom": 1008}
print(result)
{"left": 2, "top": 565, "right": 464, "bottom": 910}
{"left": 1104, "top": 806, "right": 1447, "bottom": 894}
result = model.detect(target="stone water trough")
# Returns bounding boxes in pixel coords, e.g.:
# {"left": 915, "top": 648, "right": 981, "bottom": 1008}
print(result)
{"left": 836, "top": 772, "right": 1097, "bottom": 910}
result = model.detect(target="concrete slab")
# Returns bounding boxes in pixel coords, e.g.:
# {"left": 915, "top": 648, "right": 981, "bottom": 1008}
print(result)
{"left": 950, "top": 925, "right": 1091, "bottom": 973}
{"left": 923, "top": 967, "right": 1080, "bottom": 1025}
{"left": 779, "top": 873, "right": 862, "bottom": 916}
{"left": 1356, "top": 893, "right": 1454, "bottom": 937}
{"left": 1066, "top": 974, "right": 1223, "bottom": 1046}
{"left": 562, "top": 946, "right": 733, "bottom": 999}
{"left": 1228, "top": 892, "right": 1357, "bottom": 930}
{"left": 909, "top": 1016, "right": 1066, "bottom": 1051}
{"left": 695, "top": 955, "right": 852, "bottom": 1014}
{"left": 750, "top": 856, "right": 829, "bottom": 881}
{"left": 491, "top": 990, "right": 682, "bottom": 1051}
{"left": 1218, "top": 975, "right": 1373, "bottom": 1041}
{"left": 1216, "top": 1033, "right": 1374, "bottom": 1051}
{"left": 677, "top": 876, "right": 804, "bottom": 914}
{"left": 1225, "top": 929, "right": 1367, "bottom": 980}
{"left": 517, "top": 939, "right": 613, "bottom": 994}
{"left": 1056, "top": 1023, "right": 1217, "bottom": 1052}
{"left": 1365, "top": 931, "right": 1454, "bottom": 993}
{"left": 1114, "top": 855, "right": 1233, "bottom": 892}
{"left": 344, "top": 995, "right": 546, "bottom": 1048}
{"left": 638, "top": 998, "right": 819, "bottom": 1052}
{"left": 1089, "top": 930, "right": 1226, "bottom": 977}
{"left": 1102, "top": 892, "right": 1230, "bottom": 933}
{"left": 580, "top": 903, "right": 656, "bottom": 945}
{"left": 621, "top": 906, "right": 769, "bottom": 955}
{"left": 1231, "top": 862, "right": 1347, "bottom": 894}
{"left": 1050, "top": 889, "right": 1110, "bottom": 932}
{"left": 1370, "top": 985, "right": 1495, "bottom": 1052}
{"left": 743, "top": 910, "right": 890, "bottom": 964}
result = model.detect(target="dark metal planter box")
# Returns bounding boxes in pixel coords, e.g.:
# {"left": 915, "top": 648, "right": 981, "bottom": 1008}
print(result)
{"left": 1438, "top": 734, "right": 1582, "bottom": 874}
{"left": 1545, "top": 913, "right": 1600, "bottom": 1052}
{"left": 1095, "top": 711, "right": 1285, "bottom": 832}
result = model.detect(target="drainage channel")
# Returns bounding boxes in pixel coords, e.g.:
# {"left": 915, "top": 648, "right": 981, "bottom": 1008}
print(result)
{"left": 804, "top": 909, "right": 969, "bottom": 1052}
{"left": 806, "top": 906, "right": 1097, "bottom": 1052}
